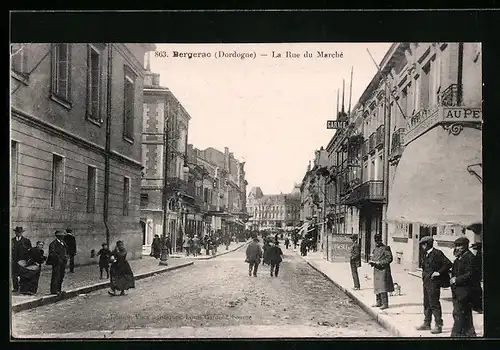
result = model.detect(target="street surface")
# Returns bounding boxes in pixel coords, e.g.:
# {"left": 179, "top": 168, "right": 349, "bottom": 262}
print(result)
{"left": 12, "top": 246, "right": 390, "bottom": 338}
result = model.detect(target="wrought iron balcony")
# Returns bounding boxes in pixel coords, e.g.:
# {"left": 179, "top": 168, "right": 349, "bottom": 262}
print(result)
{"left": 439, "top": 84, "right": 460, "bottom": 107}
{"left": 343, "top": 180, "right": 385, "bottom": 205}
{"left": 166, "top": 177, "right": 187, "bottom": 192}
{"left": 375, "top": 125, "right": 385, "bottom": 149}
{"left": 368, "top": 133, "right": 376, "bottom": 154}
{"left": 390, "top": 128, "right": 405, "bottom": 159}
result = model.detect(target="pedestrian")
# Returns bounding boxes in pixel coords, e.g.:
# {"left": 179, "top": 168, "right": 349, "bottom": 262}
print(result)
{"left": 183, "top": 237, "right": 190, "bottom": 256}
{"left": 97, "top": 243, "right": 112, "bottom": 279}
{"left": 205, "top": 235, "right": 211, "bottom": 255}
{"left": 193, "top": 235, "right": 200, "bottom": 257}
{"left": 349, "top": 235, "right": 361, "bottom": 290}
{"left": 150, "top": 235, "right": 161, "bottom": 259}
{"left": 450, "top": 236, "right": 480, "bottom": 337}
{"left": 165, "top": 237, "right": 172, "bottom": 255}
{"left": 415, "top": 236, "right": 452, "bottom": 334}
{"left": 470, "top": 242, "right": 483, "bottom": 314}
{"left": 108, "top": 241, "right": 135, "bottom": 296}
{"left": 18, "top": 241, "right": 46, "bottom": 295}
{"left": 368, "top": 233, "right": 394, "bottom": 310}
{"left": 284, "top": 237, "right": 290, "bottom": 249}
{"left": 293, "top": 234, "right": 299, "bottom": 249}
{"left": 262, "top": 239, "right": 271, "bottom": 266}
{"left": 64, "top": 228, "right": 77, "bottom": 273}
{"left": 300, "top": 238, "right": 308, "bottom": 256}
{"left": 47, "top": 231, "right": 68, "bottom": 295}
{"left": 245, "top": 237, "right": 263, "bottom": 277}
{"left": 268, "top": 241, "right": 284, "bottom": 277}
{"left": 11, "top": 226, "right": 32, "bottom": 293}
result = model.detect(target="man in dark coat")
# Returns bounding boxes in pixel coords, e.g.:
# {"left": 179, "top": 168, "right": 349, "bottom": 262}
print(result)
{"left": 368, "top": 233, "right": 394, "bottom": 310}
{"left": 470, "top": 242, "right": 483, "bottom": 313}
{"left": 349, "top": 235, "right": 361, "bottom": 290}
{"left": 450, "top": 236, "right": 480, "bottom": 337}
{"left": 47, "top": 231, "right": 69, "bottom": 295}
{"left": 150, "top": 235, "right": 161, "bottom": 259}
{"left": 416, "top": 236, "right": 452, "bottom": 334}
{"left": 64, "top": 228, "right": 77, "bottom": 273}
{"left": 268, "top": 241, "right": 283, "bottom": 277}
{"left": 11, "top": 226, "right": 32, "bottom": 293}
{"left": 245, "top": 237, "right": 263, "bottom": 277}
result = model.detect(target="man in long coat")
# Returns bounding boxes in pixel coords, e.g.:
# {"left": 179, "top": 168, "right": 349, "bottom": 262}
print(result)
{"left": 349, "top": 235, "right": 361, "bottom": 290}
{"left": 12, "top": 226, "right": 32, "bottom": 293}
{"left": 416, "top": 236, "right": 452, "bottom": 334}
{"left": 47, "top": 231, "right": 69, "bottom": 295}
{"left": 450, "top": 236, "right": 480, "bottom": 337}
{"left": 64, "top": 228, "right": 77, "bottom": 273}
{"left": 368, "top": 233, "right": 394, "bottom": 310}
{"left": 245, "top": 237, "right": 262, "bottom": 277}
{"left": 470, "top": 242, "right": 483, "bottom": 313}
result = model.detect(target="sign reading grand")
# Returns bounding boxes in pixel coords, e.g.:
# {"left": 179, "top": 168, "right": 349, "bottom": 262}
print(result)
{"left": 442, "top": 107, "right": 482, "bottom": 122}
{"left": 327, "top": 120, "right": 347, "bottom": 129}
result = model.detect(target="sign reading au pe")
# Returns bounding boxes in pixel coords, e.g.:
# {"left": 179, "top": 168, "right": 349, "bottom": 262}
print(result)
{"left": 442, "top": 107, "right": 482, "bottom": 122}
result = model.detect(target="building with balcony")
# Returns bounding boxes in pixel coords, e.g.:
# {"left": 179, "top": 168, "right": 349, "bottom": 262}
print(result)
{"left": 11, "top": 43, "right": 155, "bottom": 265}
{"left": 247, "top": 184, "right": 301, "bottom": 231}
{"left": 140, "top": 65, "right": 191, "bottom": 254}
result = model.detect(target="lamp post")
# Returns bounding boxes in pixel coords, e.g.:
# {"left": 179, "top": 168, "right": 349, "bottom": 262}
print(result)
{"left": 159, "top": 115, "right": 170, "bottom": 265}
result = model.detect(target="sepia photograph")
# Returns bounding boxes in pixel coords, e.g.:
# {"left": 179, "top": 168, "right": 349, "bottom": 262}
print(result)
{"left": 10, "top": 41, "right": 483, "bottom": 339}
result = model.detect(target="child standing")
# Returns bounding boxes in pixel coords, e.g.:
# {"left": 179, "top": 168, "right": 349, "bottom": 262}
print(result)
{"left": 97, "top": 243, "right": 112, "bottom": 279}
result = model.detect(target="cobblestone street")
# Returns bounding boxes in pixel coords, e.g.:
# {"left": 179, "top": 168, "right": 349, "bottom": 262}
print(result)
{"left": 12, "top": 247, "right": 389, "bottom": 338}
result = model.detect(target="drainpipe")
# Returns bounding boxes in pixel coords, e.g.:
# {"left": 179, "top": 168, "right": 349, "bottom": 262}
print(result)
{"left": 103, "top": 44, "right": 113, "bottom": 246}
{"left": 382, "top": 76, "right": 391, "bottom": 245}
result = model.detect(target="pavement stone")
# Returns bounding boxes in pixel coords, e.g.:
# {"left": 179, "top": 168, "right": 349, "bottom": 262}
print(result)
{"left": 295, "top": 248, "right": 484, "bottom": 337}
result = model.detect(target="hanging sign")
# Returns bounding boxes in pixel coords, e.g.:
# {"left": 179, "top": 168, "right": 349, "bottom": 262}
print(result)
{"left": 327, "top": 120, "right": 348, "bottom": 129}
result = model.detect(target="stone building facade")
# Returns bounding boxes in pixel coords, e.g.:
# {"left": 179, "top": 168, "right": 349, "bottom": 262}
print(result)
{"left": 11, "top": 43, "right": 155, "bottom": 265}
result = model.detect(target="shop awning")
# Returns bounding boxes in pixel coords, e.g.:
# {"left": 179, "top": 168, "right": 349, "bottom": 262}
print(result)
{"left": 386, "top": 126, "right": 482, "bottom": 227}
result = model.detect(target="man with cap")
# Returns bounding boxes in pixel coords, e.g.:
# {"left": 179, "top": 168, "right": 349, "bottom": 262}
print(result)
{"left": 368, "top": 233, "right": 394, "bottom": 310}
{"left": 349, "top": 234, "right": 361, "bottom": 290}
{"left": 11, "top": 226, "right": 32, "bottom": 293}
{"left": 245, "top": 236, "right": 263, "bottom": 277}
{"left": 450, "top": 236, "right": 480, "bottom": 337}
{"left": 64, "top": 228, "right": 77, "bottom": 273}
{"left": 416, "top": 236, "right": 452, "bottom": 334}
{"left": 47, "top": 231, "right": 69, "bottom": 295}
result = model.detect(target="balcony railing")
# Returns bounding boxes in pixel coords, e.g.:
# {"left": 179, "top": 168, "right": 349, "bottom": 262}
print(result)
{"left": 368, "top": 133, "right": 376, "bottom": 154}
{"left": 166, "top": 177, "right": 187, "bottom": 192}
{"left": 439, "top": 84, "right": 460, "bottom": 107}
{"left": 343, "top": 180, "right": 385, "bottom": 205}
{"left": 390, "top": 128, "right": 405, "bottom": 157}
{"left": 375, "top": 125, "right": 384, "bottom": 149}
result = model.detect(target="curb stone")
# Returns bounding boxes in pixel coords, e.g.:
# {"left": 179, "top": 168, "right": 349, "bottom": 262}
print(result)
{"left": 297, "top": 254, "right": 403, "bottom": 337}
{"left": 12, "top": 261, "right": 194, "bottom": 314}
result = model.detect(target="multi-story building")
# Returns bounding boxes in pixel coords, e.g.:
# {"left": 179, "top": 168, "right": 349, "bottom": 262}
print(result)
{"left": 247, "top": 185, "right": 301, "bottom": 231}
{"left": 140, "top": 66, "right": 192, "bottom": 254}
{"left": 11, "top": 43, "right": 155, "bottom": 264}
{"left": 315, "top": 42, "right": 482, "bottom": 267}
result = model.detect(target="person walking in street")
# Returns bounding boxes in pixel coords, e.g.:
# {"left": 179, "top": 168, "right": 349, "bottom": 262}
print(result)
{"left": 293, "top": 234, "right": 299, "bottom": 250}
{"left": 47, "top": 231, "right": 68, "bottom": 295}
{"left": 245, "top": 237, "right": 262, "bottom": 277}
{"left": 18, "top": 241, "right": 46, "bottom": 295}
{"left": 284, "top": 237, "right": 290, "bottom": 249}
{"left": 268, "top": 241, "right": 284, "bottom": 277}
{"left": 349, "top": 235, "right": 361, "bottom": 290}
{"left": 11, "top": 226, "right": 32, "bottom": 293}
{"left": 300, "top": 238, "right": 308, "bottom": 256}
{"left": 192, "top": 235, "right": 200, "bottom": 257}
{"left": 450, "top": 236, "right": 480, "bottom": 337}
{"left": 64, "top": 229, "right": 77, "bottom": 273}
{"left": 165, "top": 237, "right": 172, "bottom": 255}
{"left": 150, "top": 235, "right": 162, "bottom": 259}
{"left": 262, "top": 238, "right": 272, "bottom": 266}
{"left": 97, "top": 243, "right": 112, "bottom": 279}
{"left": 368, "top": 233, "right": 394, "bottom": 310}
{"left": 416, "top": 236, "right": 452, "bottom": 334}
{"left": 108, "top": 241, "right": 135, "bottom": 296}
{"left": 470, "top": 242, "right": 483, "bottom": 314}
{"left": 183, "top": 237, "right": 190, "bottom": 256}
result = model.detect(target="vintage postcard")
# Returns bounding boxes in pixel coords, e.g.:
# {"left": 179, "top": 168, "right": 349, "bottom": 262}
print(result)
{"left": 10, "top": 42, "right": 482, "bottom": 339}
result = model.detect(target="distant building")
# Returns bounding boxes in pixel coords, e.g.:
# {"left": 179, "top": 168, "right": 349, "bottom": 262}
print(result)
{"left": 11, "top": 43, "right": 155, "bottom": 264}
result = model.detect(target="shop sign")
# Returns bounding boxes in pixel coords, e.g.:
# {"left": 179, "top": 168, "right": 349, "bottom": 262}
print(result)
{"left": 329, "top": 234, "right": 352, "bottom": 262}
{"left": 327, "top": 120, "right": 348, "bottom": 129}
{"left": 442, "top": 107, "right": 482, "bottom": 122}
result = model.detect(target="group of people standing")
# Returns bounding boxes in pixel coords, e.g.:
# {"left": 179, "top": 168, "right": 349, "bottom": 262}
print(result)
{"left": 348, "top": 231, "right": 483, "bottom": 337}
{"left": 245, "top": 235, "right": 283, "bottom": 277}
{"left": 11, "top": 226, "right": 135, "bottom": 297}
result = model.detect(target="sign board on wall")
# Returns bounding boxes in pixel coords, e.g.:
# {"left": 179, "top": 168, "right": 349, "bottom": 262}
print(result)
{"left": 442, "top": 107, "right": 482, "bottom": 122}
{"left": 327, "top": 120, "right": 348, "bottom": 129}
{"left": 329, "top": 234, "right": 352, "bottom": 262}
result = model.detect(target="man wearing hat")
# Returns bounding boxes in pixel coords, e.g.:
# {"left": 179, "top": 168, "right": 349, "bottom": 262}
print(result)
{"left": 64, "top": 228, "right": 77, "bottom": 273}
{"left": 450, "top": 236, "right": 480, "bottom": 337}
{"left": 11, "top": 226, "right": 32, "bottom": 293}
{"left": 349, "top": 235, "right": 361, "bottom": 290}
{"left": 368, "top": 233, "right": 394, "bottom": 310}
{"left": 416, "top": 236, "right": 452, "bottom": 334}
{"left": 47, "top": 231, "right": 69, "bottom": 295}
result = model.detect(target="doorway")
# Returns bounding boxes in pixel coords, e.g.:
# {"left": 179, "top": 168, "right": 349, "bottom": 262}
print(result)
{"left": 140, "top": 221, "right": 146, "bottom": 245}
{"left": 364, "top": 215, "right": 372, "bottom": 262}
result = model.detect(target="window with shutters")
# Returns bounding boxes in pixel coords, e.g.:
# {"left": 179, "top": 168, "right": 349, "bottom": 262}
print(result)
{"left": 51, "top": 44, "right": 72, "bottom": 107}
{"left": 87, "top": 45, "right": 103, "bottom": 123}
{"left": 123, "top": 67, "right": 136, "bottom": 142}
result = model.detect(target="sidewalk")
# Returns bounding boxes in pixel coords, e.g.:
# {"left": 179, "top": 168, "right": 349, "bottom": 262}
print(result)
{"left": 12, "top": 256, "right": 193, "bottom": 313}
{"left": 295, "top": 249, "right": 484, "bottom": 337}
{"left": 168, "top": 240, "right": 249, "bottom": 260}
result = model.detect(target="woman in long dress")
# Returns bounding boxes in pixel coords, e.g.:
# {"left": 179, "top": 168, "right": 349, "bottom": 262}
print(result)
{"left": 19, "top": 241, "right": 46, "bottom": 295}
{"left": 108, "top": 241, "right": 135, "bottom": 296}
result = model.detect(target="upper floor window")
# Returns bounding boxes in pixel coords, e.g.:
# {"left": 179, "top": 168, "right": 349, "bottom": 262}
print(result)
{"left": 123, "top": 67, "right": 136, "bottom": 141}
{"left": 51, "top": 44, "right": 72, "bottom": 104}
{"left": 420, "top": 62, "right": 431, "bottom": 109}
{"left": 87, "top": 45, "right": 103, "bottom": 122}
{"left": 11, "top": 44, "right": 28, "bottom": 76}
{"left": 11, "top": 141, "right": 19, "bottom": 207}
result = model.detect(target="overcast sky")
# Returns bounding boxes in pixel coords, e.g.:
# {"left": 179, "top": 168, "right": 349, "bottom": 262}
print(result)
{"left": 150, "top": 43, "right": 392, "bottom": 195}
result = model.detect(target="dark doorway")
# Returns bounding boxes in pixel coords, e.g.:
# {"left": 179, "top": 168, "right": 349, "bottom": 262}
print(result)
{"left": 364, "top": 215, "right": 372, "bottom": 262}
{"left": 140, "top": 221, "right": 146, "bottom": 245}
